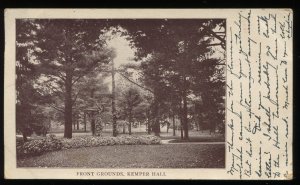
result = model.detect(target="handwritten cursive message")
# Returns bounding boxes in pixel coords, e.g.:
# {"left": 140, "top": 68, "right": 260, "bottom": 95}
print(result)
{"left": 226, "top": 9, "right": 293, "bottom": 179}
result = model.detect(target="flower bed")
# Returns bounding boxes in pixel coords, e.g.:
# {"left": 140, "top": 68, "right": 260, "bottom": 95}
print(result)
{"left": 17, "top": 135, "right": 161, "bottom": 158}
{"left": 60, "top": 135, "right": 161, "bottom": 149}
{"left": 17, "top": 135, "right": 62, "bottom": 158}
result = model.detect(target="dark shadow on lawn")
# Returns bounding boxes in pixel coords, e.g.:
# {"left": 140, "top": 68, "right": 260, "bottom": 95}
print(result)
{"left": 168, "top": 137, "right": 225, "bottom": 143}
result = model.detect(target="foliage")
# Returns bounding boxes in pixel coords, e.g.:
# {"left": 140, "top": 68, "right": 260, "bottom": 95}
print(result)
{"left": 61, "top": 135, "right": 161, "bottom": 149}
{"left": 17, "top": 135, "right": 161, "bottom": 158}
{"left": 17, "top": 19, "right": 115, "bottom": 138}
{"left": 118, "top": 88, "right": 143, "bottom": 116}
{"left": 117, "top": 87, "right": 143, "bottom": 134}
{"left": 17, "top": 135, "right": 62, "bottom": 158}
{"left": 118, "top": 19, "right": 226, "bottom": 138}
{"left": 16, "top": 19, "right": 226, "bottom": 140}
{"left": 16, "top": 19, "right": 53, "bottom": 141}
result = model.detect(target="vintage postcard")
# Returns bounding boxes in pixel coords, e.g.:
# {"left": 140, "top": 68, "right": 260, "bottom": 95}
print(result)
{"left": 4, "top": 9, "right": 293, "bottom": 179}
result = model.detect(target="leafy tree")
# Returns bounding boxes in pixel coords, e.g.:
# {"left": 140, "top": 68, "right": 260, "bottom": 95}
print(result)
{"left": 16, "top": 19, "right": 52, "bottom": 141}
{"left": 28, "top": 19, "right": 115, "bottom": 138}
{"left": 118, "top": 19, "right": 226, "bottom": 139}
{"left": 191, "top": 58, "right": 226, "bottom": 134}
{"left": 135, "top": 94, "right": 153, "bottom": 134}
{"left": 74, "top": 73, "right": 111, "bottom": 134}
{"left": 118, "top": 87, "right": 143, "bottom": 135}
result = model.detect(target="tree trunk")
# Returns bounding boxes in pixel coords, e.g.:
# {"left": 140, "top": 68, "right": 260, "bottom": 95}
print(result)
{"left": 123, "top": 123, "right": 126, "bottom": 134}
{"left": 84, "top": 113, "right": 86, "bottom": 132}
{"left": 154, "top": 118, "right": 160, "bottom": 136}
{"left": 146, "top": 111, "right": 151, "bottom": 134}
{"left": 167, "top": 121, "right": 169, "bottom": 133}
{"left": 179, "top": 105, "right": 183, "bottom": 140}
{"left": 64, "top": 75, "right": 73, "bottom": 138}
{"left": 76, "top": 116, "right": 79, "bottom": 130}
{"left": 180, "top": 125, "right": 183, "bottom": 139}
{"left": 128, "top": 111, "right": 132, "bottom": 135}
{"left": 172, "top": 114, "right": 176, "bottom": 136}
{"left": 148, "top": 123, "right": 151, "bottom": 134}
{"left": 42, "top": 125, "right": 47, "bottom": 137}
{"left": 198, "top": 116, "right": 201, "bottom": 132}
{"left": 147, "top": 120, "right": 151, "bottom": 134}
{"left": 128, "top": 122, "right": 132, "bottom": 135}
{"left": 22, "top": 132, "right": 28, "bottom": 142}
{"left": 196, "top": 119, "right": 200, "bottom": 131}
{"left": 112, "top": 59, "right": 118, "bottom": 137}
{"left": 153, "top": 94, "right": 160, "bottom": 136}
{"left": 182, "top": 94, "right": 189, "bottom": 140}
{"left": 91, "top": 118, "right": 95, "bottom": 136}
{"left": 73, "top": 117, "right": 76, "bottom": 130}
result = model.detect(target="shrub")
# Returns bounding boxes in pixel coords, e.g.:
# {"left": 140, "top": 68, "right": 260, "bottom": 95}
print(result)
{"left": 139, "top": 135, "right": 161, "bottom": 145}
{"left": 60, "top": 135, "right": 161, "bottom": 149}
{"left": 17, "top": 135, "right": 62, "bottom": 158}
{"left": 16, "top": 135, "right": 161, "bottom": 157}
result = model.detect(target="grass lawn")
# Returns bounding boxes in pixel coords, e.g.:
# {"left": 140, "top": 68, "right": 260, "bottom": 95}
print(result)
{"left": 17, "top": 144, "right": 225, "bottom": 168}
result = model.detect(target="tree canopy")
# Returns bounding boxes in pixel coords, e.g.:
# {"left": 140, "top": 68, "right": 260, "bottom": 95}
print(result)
{"left": 16, "top": 19, "right": 225, "bottom": 140}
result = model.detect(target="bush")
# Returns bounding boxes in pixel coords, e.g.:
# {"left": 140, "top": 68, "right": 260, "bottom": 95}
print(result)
{"left": 17, "top": 135, "right": 62, "bottom": 158}
{"left": 60, "top": 135, "right": 161, "bottom": 149}
{"left": 16, "top": 135, "right": 161, "bottom": 157}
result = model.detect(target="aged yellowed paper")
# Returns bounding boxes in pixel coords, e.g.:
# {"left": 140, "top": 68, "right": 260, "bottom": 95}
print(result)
{"left": 4, "top": 9, "right": 292, "bottom": 179}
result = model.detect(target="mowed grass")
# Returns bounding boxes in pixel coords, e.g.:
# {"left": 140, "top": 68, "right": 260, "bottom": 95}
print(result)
{"left": 17, "top": 144, "right": 225, "bottom": 168}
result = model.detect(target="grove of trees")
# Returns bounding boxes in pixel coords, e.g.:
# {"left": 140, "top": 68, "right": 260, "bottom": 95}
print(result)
{"left": 16, "top": 19, "right": 225, "bottom": 141}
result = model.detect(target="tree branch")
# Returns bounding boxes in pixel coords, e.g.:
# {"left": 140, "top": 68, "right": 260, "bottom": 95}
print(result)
{"left": 71, "top": 61, "right": 99, "bottom": 85}
{"left": 71, "top": 90, "right": 81, "bottom": 106}
{"left": 206, "top": 43, "right": 223, "bottom": 47}
{"left": 56, "top": 71, "right": 66, "bottom": 82}
{"left": 49, "top": 104, "right": 65, "bottom": 113}
{"left": 117, "top": 72, "right": 154, "bottom": 94}
{"left": 202, "top": 26, "right": 226, "bottom": 49}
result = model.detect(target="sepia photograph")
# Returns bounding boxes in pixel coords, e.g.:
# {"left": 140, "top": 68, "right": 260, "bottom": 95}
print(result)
{"left": 15, "top": 18, "right": 226, "bottom": 169}
{"left": 4, "top": 8, "right": 293, "bottom": 179}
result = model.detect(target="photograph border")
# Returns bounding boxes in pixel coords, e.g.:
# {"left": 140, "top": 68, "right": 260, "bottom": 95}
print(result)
{"left": 1, "top": 0, "right": 297, "bottom": 182}
{"left": 5, "top": 9, "right": 231, "bottom": 179}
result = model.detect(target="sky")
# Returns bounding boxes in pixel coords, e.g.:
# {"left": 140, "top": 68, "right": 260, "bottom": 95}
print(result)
{"left": 106, "top": 34, "right": 136, "bottom": 68}
{"left": 103, "top": 32, "right": 141, "bottom": 93}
